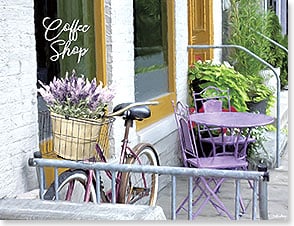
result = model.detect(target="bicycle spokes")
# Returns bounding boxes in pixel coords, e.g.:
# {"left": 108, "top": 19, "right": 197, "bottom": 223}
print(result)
{"left": 125, "top": 179, "right": 151, "bottom": 204}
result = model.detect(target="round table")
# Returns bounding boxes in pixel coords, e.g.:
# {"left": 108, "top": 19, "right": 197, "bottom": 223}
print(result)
{"left": 190, "top": 112, "right": 275, "bottom": 157}
{"left": 190, "top": 112, "right": 274, "bottom": 128}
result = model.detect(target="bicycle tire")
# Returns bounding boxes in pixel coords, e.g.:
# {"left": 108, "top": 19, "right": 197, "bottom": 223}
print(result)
{"left": 118, "top": 143, "right": 159, "bottom": 206}
{"left": 44, "top": 169, "right": 108, "bottom": 203}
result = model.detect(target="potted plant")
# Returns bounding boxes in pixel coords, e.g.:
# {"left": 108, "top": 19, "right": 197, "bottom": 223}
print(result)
{"left": 188, "top": 60, "right": 250, "bottom": 112}
{"left": 38, "top": 70, "right": 115, "bottom": 160}
{"left": 246, "top": 126, "right": 274, "bottom": 170}
{"left": 246, "top": 73, "right": 275, "bottom": 115}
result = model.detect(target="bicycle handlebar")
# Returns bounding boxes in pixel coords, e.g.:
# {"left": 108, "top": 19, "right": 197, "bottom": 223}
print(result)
{"left": 107, "top": 101, "right": 159, "bottom": 117}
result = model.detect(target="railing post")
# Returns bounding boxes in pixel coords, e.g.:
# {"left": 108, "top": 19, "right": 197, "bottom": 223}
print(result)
{"left": 171, "top": 175, "right": 177, "bottom": 220}
{"left": 258, "top": 163, "right": 269, "bottom": 220}
{"left": 33, "top": 151, "right": 46, "bottom": 200}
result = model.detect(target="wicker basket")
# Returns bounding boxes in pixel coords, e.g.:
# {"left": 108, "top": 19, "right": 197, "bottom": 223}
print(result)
{"left": 50, "top": 112, "right": 113, "bottom": 161}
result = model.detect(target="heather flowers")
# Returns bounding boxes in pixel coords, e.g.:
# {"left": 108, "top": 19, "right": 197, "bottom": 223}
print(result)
{"left": 38, "top": 70, "right": 115, "bottom": 119}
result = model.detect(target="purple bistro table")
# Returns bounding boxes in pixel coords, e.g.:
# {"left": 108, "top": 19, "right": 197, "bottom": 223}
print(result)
{"left": 190, "top": 112, "right": 275, "bottom": 158}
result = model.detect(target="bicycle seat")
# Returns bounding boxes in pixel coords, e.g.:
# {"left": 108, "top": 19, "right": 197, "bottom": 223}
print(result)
{"left": 112, "top": 103, "right": 151, "bottom": 120}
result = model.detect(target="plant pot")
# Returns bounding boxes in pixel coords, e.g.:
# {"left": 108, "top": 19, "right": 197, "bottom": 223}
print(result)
{"left": 50, "top": 112, "right": 112, "bottom": 161}
{"left": 247, "top": 99, "right": 268, "bottom": 114}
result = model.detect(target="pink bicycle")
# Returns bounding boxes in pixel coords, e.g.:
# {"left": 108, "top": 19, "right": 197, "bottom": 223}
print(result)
{"left": 42, "top": 101, "right": 160, "bottom": 206}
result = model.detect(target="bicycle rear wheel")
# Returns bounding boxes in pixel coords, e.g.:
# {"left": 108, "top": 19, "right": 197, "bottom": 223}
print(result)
{"left": 118, "top": 143, "right": 159, "bottom": 206}
{"left": 44, "top": 169, "right": 108, "bottom": 203}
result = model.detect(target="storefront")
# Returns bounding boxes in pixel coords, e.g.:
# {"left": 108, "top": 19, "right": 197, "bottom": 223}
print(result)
{"left": 1, "top": 0, "right": 223, "bottom": 196}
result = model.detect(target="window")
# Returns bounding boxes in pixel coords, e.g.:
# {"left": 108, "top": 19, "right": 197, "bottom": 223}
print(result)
{"left": 134, "top": 0, "right": 176, "bottom": 130}
{"left": 34, "top": 0, "right": 106, "bottom": 185}
{"left": 34, "top": 0, "right": 106, "bottom": 83}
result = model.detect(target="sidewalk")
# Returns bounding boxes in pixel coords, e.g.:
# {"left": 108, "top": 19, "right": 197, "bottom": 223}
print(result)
{"left": 156, "top": 143, "right": 289, "bottom": 221}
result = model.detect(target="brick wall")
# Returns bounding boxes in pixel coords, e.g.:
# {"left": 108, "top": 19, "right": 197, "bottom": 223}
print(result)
{"left": 0, "top": 0, "right": 39, "bottom": 198}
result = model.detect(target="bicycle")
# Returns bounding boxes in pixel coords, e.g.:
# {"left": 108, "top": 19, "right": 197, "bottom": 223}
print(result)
{"left": 37, "top": 101, "right": 160, "bottom": 206}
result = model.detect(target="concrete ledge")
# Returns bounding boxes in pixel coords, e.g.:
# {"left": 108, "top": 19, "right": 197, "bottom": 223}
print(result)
{"left": 0, "top": 199, "right": 166, "bottom": 220}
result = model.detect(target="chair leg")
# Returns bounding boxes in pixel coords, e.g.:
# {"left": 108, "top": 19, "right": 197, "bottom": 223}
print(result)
{"left": 192, "top": 178, "right": 224, "bottom": 214}
{"left": 176, "top": 177, "right": 224, "bottom": 216}
{"left": 176, "top": 176, "right": 244, "bottom": 220}
{"left": 191, "top": 177, "right": 234, "bottom": 219}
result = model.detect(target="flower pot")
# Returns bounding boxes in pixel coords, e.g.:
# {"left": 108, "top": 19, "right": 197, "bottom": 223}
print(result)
{"left": 247, "top": 99, "right": 268, "bottom": 114}
{"left": 50, "top": 112, "right": 112, "bottom": 161}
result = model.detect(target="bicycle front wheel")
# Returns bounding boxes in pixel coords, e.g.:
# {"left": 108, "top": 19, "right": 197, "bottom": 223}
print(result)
{"left": 44, "top": 169, "right": 108, "bottom": 203}
{"left": 118, "top": 143, "right": 159, "bottom": 206}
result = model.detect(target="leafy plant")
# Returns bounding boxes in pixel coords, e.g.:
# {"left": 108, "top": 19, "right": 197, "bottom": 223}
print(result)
{"left": 262, "top": 10, "right": 288, "bottom": 89}
{"left": 38, "top": 70, "right": 115, "bottom": 119}
{"left": 246, "top": 126, "right": 274, "bottom": 169}
{"left": 188, "top": 60, "right": 275, "bottom": 114}
{"left": 226, "top": 0, "right": 288, "bottom": 90}
{"left": 227, "top": 0, "right": 268, "bottom": 76}
{"left": 189, "top": 61, "right": 247, "bottom": 111}
{"left": 246, "top": 74, "right": 275, "bottom": 115}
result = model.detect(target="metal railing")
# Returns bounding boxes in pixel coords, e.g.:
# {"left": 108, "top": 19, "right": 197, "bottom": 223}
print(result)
{"left": 28, "top": 157, "right": 269, "bottom": 220}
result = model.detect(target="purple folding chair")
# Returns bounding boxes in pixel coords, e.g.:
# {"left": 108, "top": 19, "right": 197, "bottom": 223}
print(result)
{"left": 192, "top": 86, "right": 255, "bottom": 157}
{"left": 172, "top": 100, "right": 248, "bottom": 219}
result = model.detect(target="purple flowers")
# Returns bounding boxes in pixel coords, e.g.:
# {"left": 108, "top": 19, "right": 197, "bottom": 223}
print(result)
{"left": 38, "top": 70, "right": 115, "bottom": 119}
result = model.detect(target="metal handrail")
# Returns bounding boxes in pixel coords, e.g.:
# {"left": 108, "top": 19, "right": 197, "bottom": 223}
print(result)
{"left": 28, "top": 157, "right": 269, "bottom": 220}
{"left": 187, "top": 44, "right": 281, "bottom": 168}
{"left": 253, "top": 30, "right": 288, "bottom": 53}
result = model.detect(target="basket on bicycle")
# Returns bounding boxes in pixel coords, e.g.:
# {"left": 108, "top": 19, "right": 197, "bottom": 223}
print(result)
{"left": 49, "top": 112, "right": 114, "bottom": 161}
{"left": 37, "top": 71, "right": 116, "bottom": 161}
{"left": 38, "top": 109, "right": 114, "bottom": 161}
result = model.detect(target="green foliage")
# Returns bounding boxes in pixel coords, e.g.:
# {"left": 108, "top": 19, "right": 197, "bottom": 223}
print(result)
{"left": 227, "top": 0, "right": 288, "bottom": 89}
{"left": 279, "top": 35, "right": 288, "bottom": 88}
{"left": 188, "top": 61, "right": 250, "bottom": 112}
{"left": 188, "top": 60, "right": 275, "bottom": 114}
{"left": 246, "top": 125, "right": 274, "bottom": 169}
{"left": 135, "top": 64, "right": 165, "bottom": 74}
{"left": 263, "top": 11, "right": 288, "bottom": 89}
{"left": 228, "top": 0, "right": 268, "bottom": 76}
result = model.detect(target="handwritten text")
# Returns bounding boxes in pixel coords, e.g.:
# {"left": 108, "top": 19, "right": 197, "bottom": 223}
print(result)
{"left": 42, "top": 17, "right": 90, "bottom": 63}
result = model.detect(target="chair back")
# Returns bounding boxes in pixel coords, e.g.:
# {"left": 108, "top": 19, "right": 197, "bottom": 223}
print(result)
{"left": 172, "top": 101, "right": 199, "bottom": 167}
{"left": 203, "top": 99, "right": 223, "bottom": 112}
{"left": 192, "top": 86, "right": 231, "bottom": 113}
{"left": 192, "top": 86, "right": 232, "bottom": 157}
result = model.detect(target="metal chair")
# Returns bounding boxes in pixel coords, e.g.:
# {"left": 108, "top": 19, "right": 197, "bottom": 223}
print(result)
{"left": 192, "top": 86, "right": 255, "bottom": 157}
{"left": 172, "top": 100, "right": 248, "bottom": 219}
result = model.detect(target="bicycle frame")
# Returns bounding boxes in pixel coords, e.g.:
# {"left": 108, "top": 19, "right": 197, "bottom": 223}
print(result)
{"left": 81, "top": 105, "right": 155, "bottom": 203}
{"left": 39, "top": 101, "right": 159, "bottom": 205}
{"left": 93, "top": 117, "right": 141, "bottom": 202}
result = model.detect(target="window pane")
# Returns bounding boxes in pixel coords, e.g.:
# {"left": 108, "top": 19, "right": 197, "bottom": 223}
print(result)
{"left": 35, "top": 0, "right": 96, "bottom": 82}
{"left": 134, "top": 0, "right": 169, "bottom": 101}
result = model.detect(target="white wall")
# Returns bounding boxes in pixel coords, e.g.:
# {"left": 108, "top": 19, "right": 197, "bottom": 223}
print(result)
{"left": 175, "top": 0, "right": 189, "bottom": 104}
{"left": 105, "top": 0, "right": 137, "bottom": 160}
{"left": 0, "top": 0, "right": 39, "bottom": 198}
{"left": 213, "top": 0, "right": 223, "bottom": 62}
{"left": 103, "top": 1, "right": 189, "bottom": 191}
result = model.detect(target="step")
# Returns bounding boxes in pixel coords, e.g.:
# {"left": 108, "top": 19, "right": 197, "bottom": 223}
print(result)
{"left": 0, "top": 198, "right": 167, "bottom": 220}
